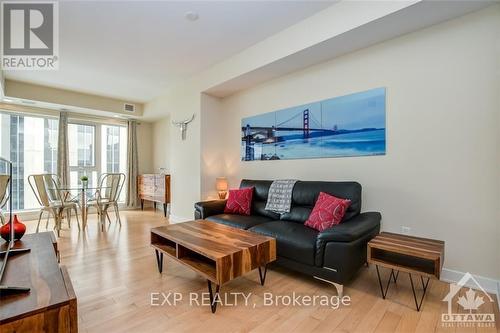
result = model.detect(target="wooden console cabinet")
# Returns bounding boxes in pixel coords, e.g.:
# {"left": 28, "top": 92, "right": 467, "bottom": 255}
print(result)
{"left": 0, "top": 232, "right": 77, "bottom": 333}
{"left": 138, "top": 174, "right": 170, "bottom": 217}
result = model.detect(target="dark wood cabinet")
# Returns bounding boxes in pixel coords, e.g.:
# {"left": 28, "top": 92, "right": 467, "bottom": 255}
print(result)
{"left": 138, "top": 174, "right": 170, "bottom": 217}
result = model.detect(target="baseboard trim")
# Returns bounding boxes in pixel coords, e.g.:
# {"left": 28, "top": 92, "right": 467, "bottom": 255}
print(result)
{"left": 441, "top": 268, "right": 500, "bottom": 302}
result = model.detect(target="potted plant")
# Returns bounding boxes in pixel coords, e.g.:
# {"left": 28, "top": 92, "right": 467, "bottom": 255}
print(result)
{"left": 80, "top": 175, "right": 88, "bottom": 188}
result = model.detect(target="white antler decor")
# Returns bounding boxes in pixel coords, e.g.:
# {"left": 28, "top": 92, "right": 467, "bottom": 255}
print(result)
{"left": 171, "top": 114, "right": 195, "bottom": 140}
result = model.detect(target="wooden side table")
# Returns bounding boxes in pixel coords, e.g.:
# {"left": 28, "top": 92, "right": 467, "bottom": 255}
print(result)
{"left": 367, "top": 232, "right": 445, "bottom": 311}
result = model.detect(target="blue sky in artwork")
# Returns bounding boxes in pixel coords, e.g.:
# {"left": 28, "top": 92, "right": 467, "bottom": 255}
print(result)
{"left": 242, "top": 87, "right": 386, "bottom": 132}
{"left": 275, "top": 102, "right": 321, "bottom": 128}
{"left": 241, "top": 110, "right": 275, "bottom": 128}
{"left": 321, "top": 87, "right": 386, "bottom": 130}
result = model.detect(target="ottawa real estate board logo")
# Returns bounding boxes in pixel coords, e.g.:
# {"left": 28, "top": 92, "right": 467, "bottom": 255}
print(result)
{"left": 441, "top": 272, "right": 496, "bottom": 328}
{"left": 1, "top": 1, "right": 59, "bottom": 70}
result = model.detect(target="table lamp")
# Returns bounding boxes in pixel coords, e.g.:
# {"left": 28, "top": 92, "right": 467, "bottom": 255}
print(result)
{"left": 216, "top": 177, "right": 228, "bottom": 199}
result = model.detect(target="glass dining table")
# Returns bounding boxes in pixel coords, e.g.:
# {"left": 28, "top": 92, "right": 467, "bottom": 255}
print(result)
{"left": 57, "top": 184, "right": 111, "bottom": 230}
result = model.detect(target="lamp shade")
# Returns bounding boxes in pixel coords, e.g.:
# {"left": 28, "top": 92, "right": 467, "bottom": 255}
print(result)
{"left": 216, "top": 177, "right": 228, "bottom": 191}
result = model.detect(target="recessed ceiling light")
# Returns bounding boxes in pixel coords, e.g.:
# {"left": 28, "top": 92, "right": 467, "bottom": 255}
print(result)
{"left": 185, "top": 11, "right": 199, "bottom": 21}
{"left": 21, "top": 100, "right": 36, "bottom": 105}
{"left": 2, "top": 98, "right": 13, "bottom": 103}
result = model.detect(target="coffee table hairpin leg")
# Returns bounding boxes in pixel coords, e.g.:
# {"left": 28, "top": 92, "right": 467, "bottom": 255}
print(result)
{"left": 258, "top": 264, "right": 268, "bottom": 286}
{"left": 155, "top": 249, "right": 163, "bottom": 274}
{"left": 207, "top": 280, "right": 221, "bottom": 313}
{"left": 206, "top": 264, "right": 268, "bottom": 314}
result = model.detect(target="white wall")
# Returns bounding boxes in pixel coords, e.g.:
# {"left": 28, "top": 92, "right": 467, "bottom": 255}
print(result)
{"left": 0, "top": 70, "right": 4, "bottom": 99}
{"left": 152, "top": 116, "right": 171, "bottom": 173}
{"left": 200, "top": 94, "right": 226, "bottom": 200}
{"left": 137, "top": 122, "right": 154, "bottom": 174}
{"left": 212, "top": 7, "right": 500, "bottom": 280}
{"left": 114, "top": 121, "right": 154, "bottom": 209}
{"left": 145, "top": 90, "right": 201, "bottom": 220}
{"left": 5, "top": 80, "right": 144, "bottom": 116}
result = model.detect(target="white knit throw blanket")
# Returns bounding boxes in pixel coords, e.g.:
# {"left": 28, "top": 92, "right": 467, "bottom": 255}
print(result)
{"left": 265, "top": 179, "right": 298, "bottom": 214}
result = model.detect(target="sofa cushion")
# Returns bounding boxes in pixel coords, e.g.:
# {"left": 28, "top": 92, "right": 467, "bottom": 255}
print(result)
{"left": 240, "top": 180, "right": 281, "bottom": 220}
{"left": 249, "top": 221, "right": 318, "bottom": 266}
{"left": 304, "top": 192, "right": 351, "bottom": 232}
{"left": 280, "top": 181, "right": 361, "bottom": 223}
{"left": 206, "top": 214, "right": 272, "bottom": 230}
{"left": 224, "top": 187, "right": 253, "bottom": 215}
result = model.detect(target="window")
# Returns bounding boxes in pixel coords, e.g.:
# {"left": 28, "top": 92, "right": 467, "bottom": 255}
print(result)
{"left": 102, "top": 125, "right": 127, "bottom": 173}
{"left": 101, "top": 125, "right": 127, "bottom": 202}
{"left": 0, "top": 111, "right": 128, "bottom": 211}
{"left": 68, "top": 122, "right": 127, "bottom": 200}
{"left": 44, "top": 119, "right": 58, "bottom": 174}
{"left": 0, "top": 112, "right": 58, "bottom": 210}
{"left": 69, "top": 123, "right": 98, "bottom": 188}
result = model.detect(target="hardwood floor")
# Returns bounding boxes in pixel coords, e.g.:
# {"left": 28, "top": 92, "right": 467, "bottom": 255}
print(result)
{"left": 20, "top": 210, "right": 499, "bottom": 333}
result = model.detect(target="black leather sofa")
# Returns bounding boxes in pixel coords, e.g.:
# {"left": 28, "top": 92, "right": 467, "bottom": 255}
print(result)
{"left": 194, "top": 179, "right": 381, "bottom": 295}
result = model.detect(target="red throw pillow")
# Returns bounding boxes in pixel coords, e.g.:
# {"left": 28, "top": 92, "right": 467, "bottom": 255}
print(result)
{"left": 224, "top": 187, "right": 254, "bottom": 216}
{"left": 304, "top": 192, "right": 351, "bottom": 232}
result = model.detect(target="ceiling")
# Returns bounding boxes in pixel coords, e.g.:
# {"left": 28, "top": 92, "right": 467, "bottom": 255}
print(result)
{"left": 4, "top": 1, "right": 334, "bottom": 103}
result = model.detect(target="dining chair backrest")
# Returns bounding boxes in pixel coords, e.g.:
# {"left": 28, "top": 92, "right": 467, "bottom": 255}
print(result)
{"left": 99, "top": 173, "right": 125, "bottom": 202}
{"left": 28, "top": 174, "right": 63, "bottom": 207}
{"left": 0, "top": 174, "right": 10, "bottom": 209}
{"left": 45, "top": 174, "right": 62, "bottom": 201}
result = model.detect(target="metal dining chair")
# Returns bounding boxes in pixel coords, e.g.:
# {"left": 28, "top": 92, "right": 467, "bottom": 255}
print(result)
{"left": 46, "top": 174, "right": 81, "bottom": 228}
{"left": 88, "top": 173, "right": 126, "bottom": 227}
{"left": 0, "top": 174, "right": 9, "bottom": 225}
{"left": 28, "top": 174, "right": 80, "bottom": 236}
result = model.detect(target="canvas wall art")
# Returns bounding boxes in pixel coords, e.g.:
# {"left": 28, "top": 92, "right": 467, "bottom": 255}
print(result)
{"left": 241, "top": 87, "right": 386, "bottom": 161}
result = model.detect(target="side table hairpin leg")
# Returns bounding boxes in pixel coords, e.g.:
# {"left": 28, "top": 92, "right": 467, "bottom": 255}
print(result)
{"left": 375, "top": 265, "right": 399, "bottom": 299}
{"left": 409, "top": 273, "right": 430, "bottom": 311}
{"left": 375, "top": 265, "right": 430, "bottom": 311}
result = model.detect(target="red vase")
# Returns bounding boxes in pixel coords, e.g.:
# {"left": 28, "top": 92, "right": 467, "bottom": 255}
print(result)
{"left": 0, "top": 214, "right": 26, "bottom": 242}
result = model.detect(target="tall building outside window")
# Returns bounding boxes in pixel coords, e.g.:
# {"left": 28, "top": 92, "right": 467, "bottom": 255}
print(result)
{"left": 0, "top": 111, "right": 128, "bottom": 211}
{"left": 0, "top": 112, "right": 58, "bottom": 210}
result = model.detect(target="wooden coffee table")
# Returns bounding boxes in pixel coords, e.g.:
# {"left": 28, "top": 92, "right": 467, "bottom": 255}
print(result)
{"left": 150, "top": 220, "right": 276, "bottom": 313}
{"left": 368, "top": 232, "right": 445, "bottom": 311}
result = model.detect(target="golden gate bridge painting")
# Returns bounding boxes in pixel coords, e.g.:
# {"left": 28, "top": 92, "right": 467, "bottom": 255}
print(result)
{"left": 241, "top": 87, "right": 386, "bottom": 161}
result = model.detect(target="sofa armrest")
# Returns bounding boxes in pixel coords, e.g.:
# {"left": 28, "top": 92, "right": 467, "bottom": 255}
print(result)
{"left": 317, "top": 212, "right": 381, "bottom": 243}
{"left": 194, "top": 200, "right": 227, "bottom": 219}
{"left": 315, "top": 212, "right": 381, "bottom": 267}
